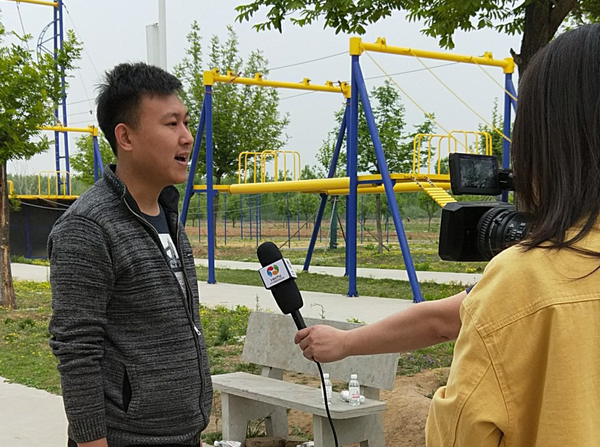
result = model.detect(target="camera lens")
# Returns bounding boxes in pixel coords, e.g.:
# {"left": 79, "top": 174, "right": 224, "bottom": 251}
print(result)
{"left": 476, "top": 206, "right": 528, "bottom": 260}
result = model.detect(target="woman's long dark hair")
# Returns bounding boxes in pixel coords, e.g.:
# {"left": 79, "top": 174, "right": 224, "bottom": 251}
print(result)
{"left": 512, "top": 23, "right": 600, "bottom": 255}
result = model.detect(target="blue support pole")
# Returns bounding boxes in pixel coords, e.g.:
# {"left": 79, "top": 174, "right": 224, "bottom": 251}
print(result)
{"left": 501, "top": 73, "right": 514, "bottom": 203}
{"left": 303, "top": 103, "right": 349, "bottom": 271}
{"left": 180, "top": 105, "right": 206, "bottom": 224}
{"left": 238, "top": 196, "right": 244, "bottom": 240}
{"left": 248, "top": 195, "right": 253, "bottom": 240}
{"left": 205, "top": 86, "right": 216, "bottom": 284}
{"left": 256, "top": 195, "right": 260, "bottom": 247}
{"left": 92, "top": 135, "right": 103, "bottom": 182}
{"left": 223, "top": 194, "right": 227, "bottom": 246}
{"left": 354, "top": 61, "right": 423, "bottom": 303}
{"left": 53, "top": 6, "right": 60, "bottom": 189}
{"left": 360, "top": 195, "right": 364, "bottom": 243}
{"left": 506, "top": 77, "right": 518, "bottom": 112}
{"left": 296, "top": 196, "right": 300, "bottom": 241}
{"left": 346, "top": 56, "right": 360, "bottom": 297}
{"left": 58, "top": 0, "right": 70, "bottom": 195}
{"left": 286, "top": 193, "right": 291, "bottom": 248}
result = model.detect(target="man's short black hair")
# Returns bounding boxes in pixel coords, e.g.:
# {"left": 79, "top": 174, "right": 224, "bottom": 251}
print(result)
{"left": 96, "top": 62, "right": 183, "bottom": 155}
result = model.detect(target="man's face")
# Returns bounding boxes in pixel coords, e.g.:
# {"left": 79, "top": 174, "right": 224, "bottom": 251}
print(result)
{"left": 126, "top": 94, "right": 193, "bottom": 186}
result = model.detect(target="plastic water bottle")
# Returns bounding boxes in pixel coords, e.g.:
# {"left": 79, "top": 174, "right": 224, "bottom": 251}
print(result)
{"left": 321, "top": 373, "right": 332, "bottom": 404}
{"left": 348, "top": 373, "right": 360, "bottom": 406}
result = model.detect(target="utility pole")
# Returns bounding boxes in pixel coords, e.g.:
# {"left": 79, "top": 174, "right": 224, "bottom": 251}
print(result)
{"left": 146, "top": 0, "right": 167, "bottom": 69}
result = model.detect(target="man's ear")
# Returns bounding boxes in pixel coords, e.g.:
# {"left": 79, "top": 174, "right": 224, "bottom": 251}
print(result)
{"left": 114, "top": 123, "right": 133, "bottom": 154}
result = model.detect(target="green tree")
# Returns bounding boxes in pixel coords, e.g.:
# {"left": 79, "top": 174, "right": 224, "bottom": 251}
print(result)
{"left": 235, "top": 0, "right": 596, "bottom": 75}
{"left": 478, "top": 99, "right": 504, "bottom": 160}
{"left": 175, "top": 23, "right": 289, "bottom": 247}
{"left": 0, "top": 23, "right": 80, "bottom": 309}
{"left": 417, "top": 191, "right": 439, "bottom": 231}
{"left": 70, "top": 134, "right": 116, "bottom": 187}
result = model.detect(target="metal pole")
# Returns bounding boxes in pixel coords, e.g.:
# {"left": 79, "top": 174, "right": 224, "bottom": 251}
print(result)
{"left": 256, "top": 194, "right": 260, "bottom": 247}
{"left": 158, "top": 0, "right": 167, "bottom": 69}
{"left": 53, "top": 5, "right": 60, "bottom": 191}
{"left": 57, "top": 0, "right": 70, "bottom": 194}
{"left": 248, "top": 195, "right": 253, "bottom": 240}
{"left": 360, "top": 195, "right": 364, "bottom": 243}
{"left": 197, "top": 194, "right": 201, "bottom": 243}
{"left": 239, "top": 196, "right": 243, "bottom": 239}
{"left": 304, "top": 103, "right": 349, "bottom": 270}
{"left": 346, "top": 56, "right": 359, "bottom": 297}
{"left": 501, "top": 73, "right": 513, "bottom": 203}
{"left": 180, "top": 105, "right": 206, "bottom": 224}
{"left": 286, "top": 193, "right": 291, "bottom": 249}
{"left": 354, "top": 61, "right": 423, "bottom": 303}
{"left": 296, "top": 195, "right": 300, "bottom": 241}
{"left": 223, "top": 193, "right": 227, "bottom": 245}
{"left": 205, "top": 85, "right": 215, "bottom": 284}
{"left": 92, "top": 135, "right": 103, "bottom": 181}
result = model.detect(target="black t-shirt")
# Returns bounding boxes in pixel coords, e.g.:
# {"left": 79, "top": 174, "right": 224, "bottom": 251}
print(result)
{"left": 140, "top": 205, "right": 187, "bottom": 294}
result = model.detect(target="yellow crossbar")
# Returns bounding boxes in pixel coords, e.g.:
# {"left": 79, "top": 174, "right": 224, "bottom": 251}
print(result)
{"left": 5, "top": 0, "right": 57, "bottom": 7}
{"left": 41, "top": 125, "right": 98, "bottom": 136}
{"left": 352, "top": 37, "right": 514, "bottom": 74}
{"left": 192, "top": 174, "right": 453, "bottom": 196}
{"left": 203, "top": 69, "right": 350, "bottom": 97}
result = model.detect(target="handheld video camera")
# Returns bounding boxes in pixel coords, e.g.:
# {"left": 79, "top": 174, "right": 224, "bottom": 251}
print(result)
{"left": 438, "top": 153, "right": 529, "bottom": 262}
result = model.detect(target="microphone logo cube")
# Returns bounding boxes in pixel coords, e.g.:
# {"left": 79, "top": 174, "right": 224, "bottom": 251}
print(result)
{"left": 258, "top": 259, "right": 293, "bottom": 289}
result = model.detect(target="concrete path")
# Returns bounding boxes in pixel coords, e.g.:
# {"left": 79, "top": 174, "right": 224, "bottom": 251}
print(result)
{"left": 11, "top": 263, "right": 50, "bottom": 282}
{"left": 0, "top": 377, "right": 67, "bottom": 446}
{"left": 199, "top": 282, "right": 413, "bottom": 324}
{"left": 195, "top": 259, "right": 482, "bottom": 285}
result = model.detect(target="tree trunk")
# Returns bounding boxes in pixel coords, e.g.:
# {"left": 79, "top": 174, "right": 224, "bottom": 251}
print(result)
{"left": 0, "top": 161, "right": 16, "bottom": 310}
{"left": 514, "top": 0, "right": 577, "bottom": 76}
{"left": 375, "top": 194, "right": 383, "bottom": 254}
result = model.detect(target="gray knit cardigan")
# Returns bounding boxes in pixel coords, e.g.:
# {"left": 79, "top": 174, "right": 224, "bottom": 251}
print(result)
{"left": 48, "top": 166, "right": 213, "bottom": 446}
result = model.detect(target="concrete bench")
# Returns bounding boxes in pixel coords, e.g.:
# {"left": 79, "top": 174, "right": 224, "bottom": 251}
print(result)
{"left": 211, "top": 311, "right": 400, "bottom": 446}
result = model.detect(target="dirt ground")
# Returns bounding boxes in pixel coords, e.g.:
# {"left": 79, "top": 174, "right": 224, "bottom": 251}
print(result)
{"left": 208, "top": 368, "right": 450, "bottom": 446}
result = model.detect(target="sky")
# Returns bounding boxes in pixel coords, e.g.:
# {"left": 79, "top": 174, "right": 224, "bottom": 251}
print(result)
{"left": 2, "top": 0, "right": 521, "bottom": 177}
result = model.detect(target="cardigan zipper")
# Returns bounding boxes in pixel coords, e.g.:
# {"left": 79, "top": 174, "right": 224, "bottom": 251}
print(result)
{"left": 122, "top": 197, "right": 208, "bottom": 424}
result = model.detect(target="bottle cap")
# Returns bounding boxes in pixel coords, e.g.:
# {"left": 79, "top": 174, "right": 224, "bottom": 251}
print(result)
{"left": 350, "top": 374, "right": 357, "bottom": 379}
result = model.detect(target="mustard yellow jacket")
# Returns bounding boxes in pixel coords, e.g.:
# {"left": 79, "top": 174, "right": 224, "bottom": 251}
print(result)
{"left": 426, "top": 231, "right": 600, "bottom": 447}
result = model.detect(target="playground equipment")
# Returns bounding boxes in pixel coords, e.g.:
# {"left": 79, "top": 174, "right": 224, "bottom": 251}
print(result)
{"left": 181, "top": 37, "right": 517, "bottom": 302}
{"left": 4, "top": 0, "right": 103, "bottom": 257}
{"left": 4, "top": 0, "right": 104, "bottom": 188}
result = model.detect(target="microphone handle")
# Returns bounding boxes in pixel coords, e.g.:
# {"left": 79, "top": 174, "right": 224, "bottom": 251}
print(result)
{"left": 291, "top": 310, "right": 306, "bottom": 330}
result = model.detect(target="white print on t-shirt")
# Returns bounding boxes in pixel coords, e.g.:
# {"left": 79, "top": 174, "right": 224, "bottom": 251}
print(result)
{"left": 158, "top": 233, "right": 187, "bottom": 293}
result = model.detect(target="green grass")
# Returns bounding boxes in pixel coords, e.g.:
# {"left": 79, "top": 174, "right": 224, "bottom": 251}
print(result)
{"left": 197, "top": 266, "right": 469, "bottom": 301}
{"left": 0, "top": 278, "right": 456, "bottom": 395}
{"left": 10, "top": 256, "right": 50, "bottom": 266}
{"left": 397, "top": 342, "right": 455, "bottom": 375}
{"left": 0, "top": 281, "right": 60, "bottom": 394}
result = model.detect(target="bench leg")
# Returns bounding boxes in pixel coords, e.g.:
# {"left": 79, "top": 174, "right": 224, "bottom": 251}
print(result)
{"left": 221, "top": 393, "right": 288, "bottom": 443}
{"left": 313, "top": 414, "right": 385, "bottom": 447}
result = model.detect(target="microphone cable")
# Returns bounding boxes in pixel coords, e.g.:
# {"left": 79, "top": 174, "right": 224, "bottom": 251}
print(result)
{"left": 315, "top": 360, "right": 339, "bottom": 447}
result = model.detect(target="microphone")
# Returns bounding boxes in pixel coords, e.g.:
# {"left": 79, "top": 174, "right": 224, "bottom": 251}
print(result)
{"left": 256, "top": 241, "right": 306, "bottom": 330}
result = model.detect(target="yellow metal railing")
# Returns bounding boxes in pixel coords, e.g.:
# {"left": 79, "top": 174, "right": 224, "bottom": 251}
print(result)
{"left": 412, "top": 131, "right": 493, "bottom": 175}
{"left": 238, "top": 150, "right": 301, "bottom": 184}
{"left": 37, "top": 171, "right": 71, "bottom": 196}
{"left": 7, "top": 180, "right": 14, "bottom": 196}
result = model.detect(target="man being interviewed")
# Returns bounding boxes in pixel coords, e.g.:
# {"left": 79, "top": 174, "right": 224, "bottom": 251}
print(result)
{"left": 48, "top": 63, "right": 212, "bottom": 447}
